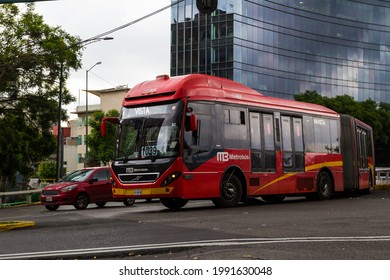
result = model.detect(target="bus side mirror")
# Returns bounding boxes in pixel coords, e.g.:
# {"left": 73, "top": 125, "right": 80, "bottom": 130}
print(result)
{"left": 101, "top": 117, "right": 119, "bottom": 137}
{"left": 190, "top": 114, "right": 198, "bottom": 132}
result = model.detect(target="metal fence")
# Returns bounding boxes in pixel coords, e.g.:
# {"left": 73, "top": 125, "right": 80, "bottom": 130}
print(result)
{"left": 375, "top": 167, "right": 390, "bottom": 185}
{"left": 0, "top": 179, "right": 54, "bottom": 208}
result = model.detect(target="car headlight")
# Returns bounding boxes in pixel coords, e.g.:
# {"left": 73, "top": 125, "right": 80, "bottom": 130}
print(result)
{"left": 61, "top": 185, "right": 77, "bottom": 192}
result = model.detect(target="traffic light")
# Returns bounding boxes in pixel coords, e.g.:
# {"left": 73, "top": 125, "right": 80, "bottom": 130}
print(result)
{"left": 196, "top": 0, "right": 218, "bottom": 14}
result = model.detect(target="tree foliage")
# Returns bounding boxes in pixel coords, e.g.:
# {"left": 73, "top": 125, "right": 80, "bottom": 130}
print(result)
{"left": 37, "top": 160, "right": 56, "bottom": 179}
{"left": 295, "top": 90, "right": 390, "bottom": 165}
{"left": 87, "top": 109, "right": 120, "bottom": 166}
{"left": 0, "top": 4, "right": 82, "bottom": 185}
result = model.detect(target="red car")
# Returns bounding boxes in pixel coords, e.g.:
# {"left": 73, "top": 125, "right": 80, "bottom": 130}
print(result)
{"left": 40, "top": 167, "right": 135, "bottom": 211}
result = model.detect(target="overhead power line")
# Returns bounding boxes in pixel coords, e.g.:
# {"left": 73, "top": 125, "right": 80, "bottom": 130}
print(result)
{"left": 81, "top": 0, "right": 185, "bottom": 44}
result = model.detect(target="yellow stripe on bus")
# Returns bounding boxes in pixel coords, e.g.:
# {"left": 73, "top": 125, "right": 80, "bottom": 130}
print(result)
{"left": 253, "top": 161, "right": 343, "bottom": 194}
{"left": 305, "top": 161, "right": 343, "bottom": 172}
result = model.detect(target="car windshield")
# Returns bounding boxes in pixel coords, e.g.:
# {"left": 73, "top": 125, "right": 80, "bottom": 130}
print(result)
{"left": 60, "top": 169, "right": 94, "bottom": 182}
{"left": 117, "top": 100, "right": 183, "bottom": 161}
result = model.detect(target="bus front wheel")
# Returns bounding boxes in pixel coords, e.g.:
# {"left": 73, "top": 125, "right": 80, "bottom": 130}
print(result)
{"left": 160, "top": 198, "right": 188, "bottom": 210}
{"left": 212, "top": 173, "right": 242, "bottom": 208}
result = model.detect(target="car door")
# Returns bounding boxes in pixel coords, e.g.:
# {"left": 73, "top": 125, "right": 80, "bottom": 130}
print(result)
{"left": 88, "top": 169, "right": 112, "bottom": 202}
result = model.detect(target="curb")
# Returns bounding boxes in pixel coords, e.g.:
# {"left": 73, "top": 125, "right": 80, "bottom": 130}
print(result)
{"left": 0, "top": 221, "right": 36, "bottom": 232}
{"left": 374, "top": 185, "right": 390, "bottom": 191}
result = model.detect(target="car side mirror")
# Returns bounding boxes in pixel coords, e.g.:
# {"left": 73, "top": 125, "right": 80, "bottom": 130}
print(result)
{"left": 89, "top": 178, "right": 98, "bottom": 184}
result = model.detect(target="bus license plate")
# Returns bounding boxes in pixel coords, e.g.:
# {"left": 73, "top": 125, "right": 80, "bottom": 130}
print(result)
{"left": 134, "top": 189, "right": 142, "bottom": 195}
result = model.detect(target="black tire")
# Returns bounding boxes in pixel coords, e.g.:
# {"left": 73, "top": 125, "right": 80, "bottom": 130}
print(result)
{"left": 261, "top": 195, "right": 286, "bottom": 203}
{"left": 212, "top": 173, "right": 242, "bottom": 208}
{"left": 45, "top": 205, "right": 59, "bottom": 211}
{"left": 96, "top": 201, "right": 107, "bottom": 208}
{"left": 316, "top": 171, "right": 333, "bottom": 200}
{"left": 123, "top": 198, "right": 135, "bottom": 206}
{"left": 74, "top": 193, "right": 89, "bottom": 209}
{"left": 160, "top": 198, "right": 188, "bottom": 210}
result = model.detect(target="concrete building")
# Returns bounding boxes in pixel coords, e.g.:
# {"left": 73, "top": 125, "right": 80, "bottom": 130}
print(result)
{"left": 65, "top": 86, "right": 129, "bottom": 171}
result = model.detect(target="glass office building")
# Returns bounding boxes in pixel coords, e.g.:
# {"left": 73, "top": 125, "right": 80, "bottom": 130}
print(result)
{"left": 171, "top": 0, "right": 390, "bottom": 102}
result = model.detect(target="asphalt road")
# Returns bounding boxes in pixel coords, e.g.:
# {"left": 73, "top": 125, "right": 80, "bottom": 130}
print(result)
{"left": 1, "top": 190, "right": 390, "bottom": 260}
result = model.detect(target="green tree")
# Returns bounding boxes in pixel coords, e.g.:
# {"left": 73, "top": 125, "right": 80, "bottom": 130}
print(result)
{"left": 37, "top": 160, "right": 56, "bottom": 179}
{"left": 294, "top": 90, "right": 327, "bottom": 106}
{"left": 87, "top": 109, "right": 120, "bottom": 166}
{"left": 0, "top": 4, "right": 82, "bottom": 188}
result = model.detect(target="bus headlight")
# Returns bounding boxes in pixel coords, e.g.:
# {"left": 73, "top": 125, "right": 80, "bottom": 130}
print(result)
{"left": 161, "top": 172, "right": 181, "bottom": 187}
{"left": 110, "top": 176, "right": 117, "bottom": 188}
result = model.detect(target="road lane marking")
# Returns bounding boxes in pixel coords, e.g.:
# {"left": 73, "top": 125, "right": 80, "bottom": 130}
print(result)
{"left": 1, "top": 236, "right": 390, "bottom": 259}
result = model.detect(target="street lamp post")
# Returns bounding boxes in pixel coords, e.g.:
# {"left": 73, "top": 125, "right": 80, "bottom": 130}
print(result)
{"left": 55, "top": 36, "right": 113, "bottom": 180}
{"left": 85, "top": 61, "right": 102, "bottom": 166}
{"left": 56, "top": 63, "right": 64, "bottom": 181}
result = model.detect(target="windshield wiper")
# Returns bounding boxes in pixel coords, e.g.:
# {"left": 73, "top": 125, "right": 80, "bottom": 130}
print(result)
{"left": 115, "top": 155, "right": 131, "bottom": 163}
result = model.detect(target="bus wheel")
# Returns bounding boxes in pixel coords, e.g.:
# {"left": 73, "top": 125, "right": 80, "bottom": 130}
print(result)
{"left": 261, "top": 195, "right": 286, "bottom": 203}
{"left": 96, "top": 202, "right": 107, "bottom": 208}
{"left": 124, "top": 198, "right": 135, "bottom": 206}
{"left": 160, "top": 198, "right": 188, "bottom": 210}
{"left": 362, "top": 173, "right": 372, "bottom": 195}
{"left": 212, "top": 174, "right": 242, "bottom": 208}
{"left": 316, "top": 171, "right": 332, "bottom": 200}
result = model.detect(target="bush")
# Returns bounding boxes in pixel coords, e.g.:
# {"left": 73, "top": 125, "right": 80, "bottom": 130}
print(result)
{"left": 37, "top": 161, "right": 56, "bottom": 179}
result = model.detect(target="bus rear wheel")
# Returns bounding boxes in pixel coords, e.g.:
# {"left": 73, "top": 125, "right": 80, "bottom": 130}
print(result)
{"left": 212, "top": 173, "right": 242, "bottom": 208}
{"left": 160, "top": 198, "right": 188, "bottom": 210}
{"left": 316, "top": 171, "right": 332, "bottom": 200}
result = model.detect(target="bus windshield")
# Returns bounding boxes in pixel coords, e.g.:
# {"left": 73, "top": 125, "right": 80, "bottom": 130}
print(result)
{"left": 117, "top": 100, "right": 183, "bottom": 161}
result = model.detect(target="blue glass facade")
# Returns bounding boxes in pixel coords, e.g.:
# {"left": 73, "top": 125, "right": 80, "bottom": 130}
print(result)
{"left": 171, "top": 0, "right": 390, "bottom": 102}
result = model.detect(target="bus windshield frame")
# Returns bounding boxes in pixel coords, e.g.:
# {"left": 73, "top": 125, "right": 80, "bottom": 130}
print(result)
{"left": 116, "top": 100, "right": 184, "bottom": 161}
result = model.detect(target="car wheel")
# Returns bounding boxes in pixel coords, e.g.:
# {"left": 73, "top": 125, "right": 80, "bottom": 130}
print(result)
{"left": 45, "top": 205, "right": 59, "bottom": 211}
{"left": 96, "top": 202, "right": 107, "bottom": 208}
{"left": 123, "top": 198, "right": 135, "bottom": 206}
{"left": 74, "top": 193, "right": 89, "bottom": 209}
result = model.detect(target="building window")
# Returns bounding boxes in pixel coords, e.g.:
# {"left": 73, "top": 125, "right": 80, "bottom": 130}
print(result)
{"left": 78, "top": 118, "right": 83, "bottom": 127}
{"left": 77, "top": 153, "right": 82, "bottom": 164}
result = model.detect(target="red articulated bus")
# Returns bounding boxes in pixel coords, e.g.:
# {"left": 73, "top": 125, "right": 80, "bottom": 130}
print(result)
{"left": 102, "top": 74, "right": 375, "bottom": 210}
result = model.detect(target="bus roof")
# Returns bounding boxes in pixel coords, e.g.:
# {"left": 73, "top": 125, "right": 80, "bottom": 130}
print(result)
{"left": 123, "top": 74, "right": 339, "bottom": 117}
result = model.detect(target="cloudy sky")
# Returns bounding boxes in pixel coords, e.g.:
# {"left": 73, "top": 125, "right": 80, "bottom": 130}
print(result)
{"left": 32, "top": 0, "right": 172, "bottom": 117}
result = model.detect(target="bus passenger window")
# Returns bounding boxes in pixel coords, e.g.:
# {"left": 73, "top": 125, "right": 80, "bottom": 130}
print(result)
{"left": 184, "top": 103, "right": 213, "bottom": 156}
{"left": 281, "top": 116, "right": 304, "bottom": 172}
{"left": 330, "top": 119, "right": 340, "bottom": 153}
{"left": 281, "top": 116, "right": 293, "bottom": 169}
{"left": 314, "top": 118, "right": 331, "bottom": 153}
{"left": 224, "top": 108, "right": 247, "bottom": 148}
